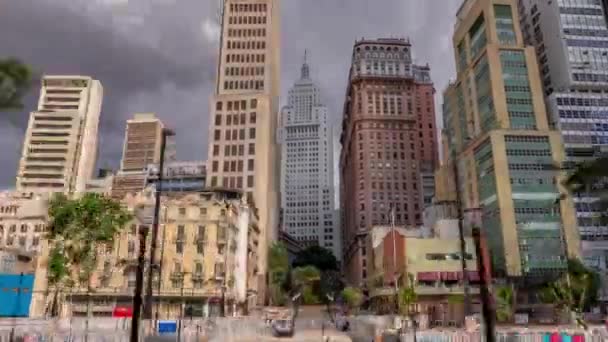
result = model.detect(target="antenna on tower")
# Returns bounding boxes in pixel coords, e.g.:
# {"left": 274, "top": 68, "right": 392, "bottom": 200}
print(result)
{"left": 216, "top": 0, "right": 226, "bottom": 25}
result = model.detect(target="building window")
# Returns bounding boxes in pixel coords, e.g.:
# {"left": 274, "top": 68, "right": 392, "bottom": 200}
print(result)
{"left": 247, "top": 176, "right": 254, "bottom": 187}
{"left": 249, "top": 128, "right": 256, "bottom": 139}
{"left": 214, "top": 130, "right": 221, "bottom": 141}
{"left": 250, "top": 99, "right": 257, "bottom": 109}
{"left": 179, "top": 207, "right": 186, "bottom": 216}
{"left": 213, "top": 145, "right": 220, "bottom": 156}
{"left": 248, "top": 159, "right": 254, "bottom": 171}
{"left": 216, "top": 101, "right": 223, "bottom": 111}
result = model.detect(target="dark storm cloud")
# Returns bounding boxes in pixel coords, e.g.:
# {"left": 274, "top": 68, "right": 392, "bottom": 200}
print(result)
{"left": 0, "top": 0, "right": 218, "bottom": 186}
{"left": 0, "top": 0, "right": 460, "bottom": 188}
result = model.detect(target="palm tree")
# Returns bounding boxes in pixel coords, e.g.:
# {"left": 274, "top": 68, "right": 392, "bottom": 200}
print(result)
{"left": 398, "top": 273, "right": 417, "bottom": 318}
{"left": 0, "top": 58, "right": 32, "bottom": 110}
{"left": 495, "top": 285, "right": 516, "bottom": 323}
{"left": 46, "top": 193, "right": 131, "bottom": 339}
{"left": 538, "top": 259, "right": 598, "bottom": 328}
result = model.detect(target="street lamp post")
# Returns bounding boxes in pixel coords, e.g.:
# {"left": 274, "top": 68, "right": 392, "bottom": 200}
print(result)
{"left": 130, "top": 226, "right": 149, "bottom": 342}
{"left": 145, "top": 128, "right": 175, "bottom": 324}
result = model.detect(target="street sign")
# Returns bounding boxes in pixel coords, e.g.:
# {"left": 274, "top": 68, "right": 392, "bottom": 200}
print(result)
{"left": 158, "top": 320, "right": 177, "bottom": 334}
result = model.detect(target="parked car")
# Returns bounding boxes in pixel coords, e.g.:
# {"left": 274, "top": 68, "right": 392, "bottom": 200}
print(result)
{"left": 271, "top": 319, "right": 294, "bottom": 337}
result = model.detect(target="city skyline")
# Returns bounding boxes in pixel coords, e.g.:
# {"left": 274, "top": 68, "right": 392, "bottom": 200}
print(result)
{"left": 0, "top": 0, "right": 462, "bottom": 188}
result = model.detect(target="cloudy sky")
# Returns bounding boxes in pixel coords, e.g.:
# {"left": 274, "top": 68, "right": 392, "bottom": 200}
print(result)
{"left": 0, "top": 0, "right": 461, "bottom": 189}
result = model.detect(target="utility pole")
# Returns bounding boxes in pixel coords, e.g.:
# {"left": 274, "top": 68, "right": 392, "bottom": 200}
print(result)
{"left": 473, "top": 228, "right": 495, "bottom": 342}
{"left": 390, "top": 205, "right": 399, "bottom": 315}
{"left": 145, "top": 128, "right": 174, "bottom": 322}
{"left": 130, "top": 227, "right": 149, "bottom": 342}
{"left": 451, "top": 151, "right": 472, "bottom": 317}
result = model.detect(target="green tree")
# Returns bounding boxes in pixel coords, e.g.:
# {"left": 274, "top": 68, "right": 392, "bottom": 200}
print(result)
{"left": 495, "top": 285, "right": 516, "bottom": 323}
{"left": 342, "top": 287, "right": 364, "bottom": 314}
{"left": 293, "top": 246, "right": 338, "bottom": 271}
{"left": 293, "top": 266, "right": 321, "bottom": 304}
{"left": 539, "top": 259, "right": 599, "bottom": 327}
{"left": 398, "top": 273, "right": 417, "bottom": 317}
{"left": 46, "top": 193, "right": 131, "bottom": 331}
{"left": 0, "top": 58, "right": 32, "bottom": 110}
{"left": 564, "top": 157, "right": 608, "bottom": 223}
{"left": 268, "top": 242, "right": 290, "bottom": 306}
{"left": 319, "top": 270, "right": 344, "bottom": 322}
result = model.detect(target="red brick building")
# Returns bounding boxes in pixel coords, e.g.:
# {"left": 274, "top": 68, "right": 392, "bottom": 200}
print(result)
{"left": 339, "top": 38, "right": 438, "bottom": 285}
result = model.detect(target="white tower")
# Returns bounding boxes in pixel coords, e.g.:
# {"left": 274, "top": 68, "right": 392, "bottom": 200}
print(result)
{"left": 279, "top": 52, "right": 341, "bottom": 260}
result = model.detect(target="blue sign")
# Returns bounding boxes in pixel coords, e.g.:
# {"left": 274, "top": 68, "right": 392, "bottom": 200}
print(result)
{"left": 0, "top": 273, "right": 34, "bottom": 317}
{"left": 158, "top": 320, "right": 177, "bottom": 334}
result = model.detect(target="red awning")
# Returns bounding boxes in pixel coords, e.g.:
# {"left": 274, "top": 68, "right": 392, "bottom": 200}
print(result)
{"left": 417, "top": 272, "right": 439, "bottom": 281}
{"left": 112, "top": 306, "right": 133, "bottom": 318}
{"left": 441, "top": 272, "right": 459, "bottom": 281}
{"left": 467, "top": 271, "right": 481, "bottom": 282}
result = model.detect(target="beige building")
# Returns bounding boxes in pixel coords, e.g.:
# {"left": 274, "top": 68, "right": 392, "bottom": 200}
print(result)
{"left": 368, "top": 230, "right": 482, "bottom": 325}
{"left": 437, "top": 0, "right": 580, "bottom": 280}
{"left": 205, "top": 0, "right": 281, "bottom": 299}
{"left": 111, "top": 113, "right": 174, "bottom": 199}
{"left": 30, "top": 189, "right": 260, "bottom": 318}
{"left": 17, "top": 76, "right": 102, "bottom": 194}
{"left": 0, "top": 191, "right": 48, "bottom": 254}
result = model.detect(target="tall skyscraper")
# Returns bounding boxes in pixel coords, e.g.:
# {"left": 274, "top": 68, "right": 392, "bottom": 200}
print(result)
{"left": 205, "top": 0, "right": 281, "bottom": 298}
{"left": 519, "top": 0, "right": 608, "bottom": 275}
{"left": 438, "top": 0, "right": 580, "bottom": 281}
{"left": 339, "top": 38, "right": 438, "bottom": 285}
{"left": 111, "top": 113, "right": 174, "bottom": 199}
{"left": 279, "top": 54, "right": 341, "bottom": 259}
{"left": 17, "top": 76, "right": 102, "bottom": 194}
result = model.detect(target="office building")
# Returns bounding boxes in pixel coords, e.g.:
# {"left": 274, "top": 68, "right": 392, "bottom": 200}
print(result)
{"left": 16, "top": 76, "right": 102, "bottom": 194}
{"left": 438, "top": 0, "right": 580, "bottom": 281}
{"left": 278, "top": 54, "right": 340, "bottom": 258}
{"left": 518, "top": 0, "right": 608, "bottom": 287}
{"left": 30, "top": 189, "right": 259, "bottom": 318}
{"left": 339, "top": 38, "right": 438, "bottom": 285}
{"left": 111, "top": 113, "right": 174, "bottom": 199}
{"left": 205, "top": 0, "right": 281, "bottom": 297}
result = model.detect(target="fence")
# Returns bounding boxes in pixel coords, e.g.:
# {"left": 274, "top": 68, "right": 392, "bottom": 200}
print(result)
{"left": 361, "top": 330, "right": 608, "bottom": 342}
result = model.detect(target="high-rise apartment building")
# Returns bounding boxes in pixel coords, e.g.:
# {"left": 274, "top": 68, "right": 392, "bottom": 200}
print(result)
{"left": 518, "top": 0, "right": 608, "bottom": 281}
{"left": 438, "top": 0, "right": 579, "bottom": 281}
{"left": 111, "top": 113, "right": 175, "bottom": 199}
{"left": 279, "top": 55, "right": 340, "bottom": 259}
{"left": 339, "top": 38, "right": 438, "bottom": 285}
{"left": 205, "top": 0, "right": 280, "bottom": 297}
{"left": 17, "top": 76, "right": 102, "bottom": 194}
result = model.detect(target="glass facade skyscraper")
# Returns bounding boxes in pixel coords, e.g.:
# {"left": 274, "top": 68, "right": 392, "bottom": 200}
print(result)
{"left": 519, "top": 0, "right": 608, "bottom": 290}
{"left": 438, "top": 0, "right": 580, "bottom": 281}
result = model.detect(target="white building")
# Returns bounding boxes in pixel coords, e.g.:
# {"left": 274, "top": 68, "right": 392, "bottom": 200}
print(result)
{"left": 0, "top": 191, "right": 48, "bottom": 254}
{"left": 519, "top": 0, "right": 608, "bottom": 284}
{"left": 279, "top": 54, "right": 341, "bottom": 259}
{"left": 16, "top": 76, "right": 103, "bottom": 194}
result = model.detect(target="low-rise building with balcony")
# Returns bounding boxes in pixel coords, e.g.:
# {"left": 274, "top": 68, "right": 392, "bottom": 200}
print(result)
{"left": 29, "top": 188, "right": 259, "bottom": 318}
{"left": 367, "top": 225, "right": 491, "bottom": 326}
